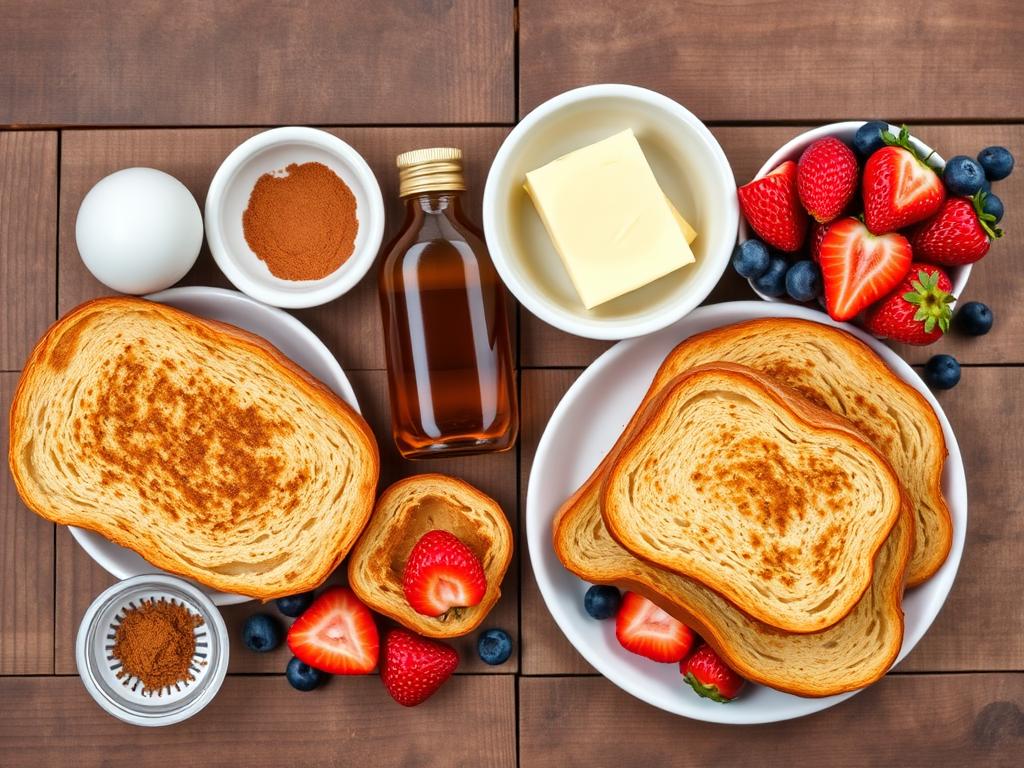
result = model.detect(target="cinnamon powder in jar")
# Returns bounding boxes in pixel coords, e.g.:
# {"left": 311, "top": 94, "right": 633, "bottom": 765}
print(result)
{"left": 242, "top": 161, "right": 359, "bottom": 281}
{"left": 111, "top": 597, "right": 204, "bottom": 694}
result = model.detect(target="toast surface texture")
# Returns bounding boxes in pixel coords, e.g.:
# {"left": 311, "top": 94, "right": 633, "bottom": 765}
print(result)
{"left": 601, "top": 364, "right": 902, "bottom": 633}
{"left": 347, "top": 474, "right": 513, "bottom": 638}
{"left": 9, "top": 297, "right": 379, "bottom": 600}
{"left": 644, "top": 318, "right": 949, "bottom": 585}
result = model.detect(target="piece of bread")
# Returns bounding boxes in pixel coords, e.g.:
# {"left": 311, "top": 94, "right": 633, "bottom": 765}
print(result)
{"left": 639, "top": 317, "right": 949, "bottom": 586}
{"left": 601, "top": 363, "right": 903, "bottom": 633}
{"left": 347, "top": 474, "right": 513, "bottom": 638}
{"left": 9, "top": 297, "right": 379, "bottom": 600}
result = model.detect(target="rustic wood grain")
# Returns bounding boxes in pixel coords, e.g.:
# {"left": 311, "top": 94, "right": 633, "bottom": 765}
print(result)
{"left": 0, "top": 675, "right": 517, "bottom": 767}
{"left": 0, "top": 374, "right": 55, "bottom": 674}
{"left": 519, "top": 0, "right": 1024, "bottom": 122}
{"left": 0, "top": 0, "right": 514, "bottom": 127}
{"left": 520, "top": 675, "right": 1024, "bottom": 768}
{"left": 58, "top": 126, "right": 511, "bottom": 370}
{"left": 0, "top": 131, "right": 56, "bottom": 370}
{"left": 521, "top": 124, "right": 1023, "bottom": 367}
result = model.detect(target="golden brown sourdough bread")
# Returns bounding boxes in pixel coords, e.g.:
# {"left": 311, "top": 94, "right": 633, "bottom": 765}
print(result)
{"left": 601, "top": 363, "right": 903, "bottom": 633}
{"left": 644, "top": 317, "right": 949, "bottom": 586}
{"left": 347, "top": 474, "right": 513, "bottom": 638}
{"left": 9, "top": 297, "right": 379, "bottom": 600}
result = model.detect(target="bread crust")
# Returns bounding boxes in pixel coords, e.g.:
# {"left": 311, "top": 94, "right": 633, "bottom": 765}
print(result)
{"left": 9, "top": 297, "right": 380, "bottom": 601}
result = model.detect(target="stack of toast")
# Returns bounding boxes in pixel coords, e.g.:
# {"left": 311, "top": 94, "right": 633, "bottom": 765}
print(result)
{"left": 554, "top": 318, "right": 950, "bottom": 697}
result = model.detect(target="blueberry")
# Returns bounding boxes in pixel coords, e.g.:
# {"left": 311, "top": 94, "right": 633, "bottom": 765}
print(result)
{"left": 731, "top": 239, "right": 771, "bottom": 279}
{"left": 956, "top": 301, "right": 994, "bottom": 336}
{"left": 853, "top": 121, "right": 891, "bottom": 158}
{"left": 943, "top": 155, "right": 986, "bottom": 196}
{"left": 275, "top": 591, "right": 315, "bottom": 618}
{"left": 242, "top": 613, "right": 283, "bottom": 653}
{"left": 751, "top": 255, "right": 789, "bottom": 298}
{"left": 584, "top": 585, "right": 622, "bottom": 619}
{"left": 477, "top": 628, "right": 513, "bottom": 665}
{"left": 286, "top": 656, "right": 325, "bottom": 691}
{"left": 784, "top": 260, "right": 822, "bottom": 302}
{"left": 981, "top": 193, "right": 1003, "bottom": 224}
{"left": 924, "top": 354, "right": 961, "bottom": 390}
{"left": 978, "top": 146, "right": 1014, "bottom": 181}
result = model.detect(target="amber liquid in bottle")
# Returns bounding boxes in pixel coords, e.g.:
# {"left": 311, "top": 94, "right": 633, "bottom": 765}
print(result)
{"left": 379, "top": 156, "right": 517, "bottom": 458}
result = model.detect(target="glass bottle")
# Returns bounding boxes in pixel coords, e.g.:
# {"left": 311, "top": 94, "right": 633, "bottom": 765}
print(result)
{"left": 379, "top": 147, "right": 518, "bottom": 458}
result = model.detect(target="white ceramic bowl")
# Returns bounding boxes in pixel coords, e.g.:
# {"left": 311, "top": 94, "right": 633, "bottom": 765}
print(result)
{"left": 741, "top": 121, "right": 971, "bottom": 303}
{"left": 205, "top": 127, "right": 384, "bottom": 308}
{"left": 484, "top": 84, "right": 738, "bottom": 340}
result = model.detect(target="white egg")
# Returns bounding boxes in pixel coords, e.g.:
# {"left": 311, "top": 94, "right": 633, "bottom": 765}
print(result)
{"left": 75, "top": 167, "right": 204, "bottom": 294}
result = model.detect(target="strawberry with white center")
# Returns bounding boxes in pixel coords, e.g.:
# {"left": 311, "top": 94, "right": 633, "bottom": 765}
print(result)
{"left": 287, "top": 586, "right": 379, "bottom": 674}
{"left": 615, "top": 591, "right": 696, "bottom": 663}
{"left": 738, "top": 160, "right": 808, "bottom": 252}
{"left": 819, "top": 217, "right": 912, "bottom": 321}
{"left": 380, "top": 628, "right": 458, "bottom": 707}
{"left": 797, "top": 137, "right": 859, "bottom": 223}
{"left": 910, "top": 192, "right": 1003, "bottom": 266}
{"left": 403, "top": 529, "right": 486, "bottom": 619}
{"left": 862, "top": 125, "right": 945, "bottom": 234}
{"left": 864, "top": 264, "right": 955, "bottom": 345}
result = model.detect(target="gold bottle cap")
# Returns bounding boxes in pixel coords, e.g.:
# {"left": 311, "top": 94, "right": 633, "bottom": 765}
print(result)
{"left": 397, "top": 147, "right": 466, "bottom": 197}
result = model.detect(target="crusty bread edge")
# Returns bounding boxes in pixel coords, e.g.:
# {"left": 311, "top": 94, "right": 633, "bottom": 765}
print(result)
{"left": 8, "top": 296, "right": 381, "bottom": 601}
{"left": 347, "top": 473, "right": 514, "bottom": 638}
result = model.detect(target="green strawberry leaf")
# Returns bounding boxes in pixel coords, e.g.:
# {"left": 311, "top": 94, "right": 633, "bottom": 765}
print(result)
{"left": 971, "top": 191, "right": 1005, "bottom": 240}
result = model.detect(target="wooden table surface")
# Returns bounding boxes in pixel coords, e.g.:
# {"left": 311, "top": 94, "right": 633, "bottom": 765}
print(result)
{"left": 1, "top": 2, "right": 1022, "bottom": 765}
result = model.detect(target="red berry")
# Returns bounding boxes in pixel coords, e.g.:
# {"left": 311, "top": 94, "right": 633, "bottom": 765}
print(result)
{"left": 797, "top": 137, "right": 859, "bottom": 223}
{"left": 380, "top": 629, "right": 458, "bottom": 707}
{"left": 864, "top": 264, "right": 954, "bottom": 345}
{"left": 910, "top": 194, "right": 1002, "bottom": 266}
{"left": 682, "top": 645, "right": 745, "bottom": 703}
{"left": 615, "top": 592, "right": 696, "bottom": 663}
{"left": 403, "top": 530, "right": 487, "bottom": 619}
{"left": 862, "top": 127, "right": 945, "bottom": 234}
{"left": 286, "top": 586, "right": 379, "bottom": 675}
{"left": 738, "top": 161, "right": 808, "bottom": 252}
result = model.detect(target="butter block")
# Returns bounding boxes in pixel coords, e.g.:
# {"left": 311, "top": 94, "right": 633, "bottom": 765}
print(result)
{"left": 524, "top": 129, "right": 696, "bottom": 309}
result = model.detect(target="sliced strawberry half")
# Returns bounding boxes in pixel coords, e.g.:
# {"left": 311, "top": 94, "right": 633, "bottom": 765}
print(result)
{"left": 287, "top": 586, "right": 379, "bottom": 674}
{"left": 403, "top": 530, "right": 486, "bottom": 619}
{"left": 862, "top": 125, "right": 945, "bottom": 234}
{"left": 819, "top": 217, "right": 912, "bottom": 321}
{"left": 615, "top": 592, "right": 696, "bottom": 663}
{"left": 738, "top": 160, "right": 808, "bottom": 252}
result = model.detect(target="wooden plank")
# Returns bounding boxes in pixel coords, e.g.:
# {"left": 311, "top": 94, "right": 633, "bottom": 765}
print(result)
{"left": 519, "top": 675, "right": 1024, "bottom": 768}
{"left": 0, "top": 0, "right": 513, "bottom": 126}
{"left": 56, "top": 370, "right": 519, "bottom": 674}
{"left": 58, "top": 126, "right": 511, "bottom": 370}
{"left": 0, "top": 675, "right": 516, "bottom": 767}
{"left": 0, "top": 374, "right": 54, "bottom": 674}
{"left": 521, "top": 124, "right": 1023, "bottom": 368}
{"left": 519, "top": 0, "right": 1024, "bottom": 122}
{"left": 0, "top": 131, "right": 56, "bottom": 369}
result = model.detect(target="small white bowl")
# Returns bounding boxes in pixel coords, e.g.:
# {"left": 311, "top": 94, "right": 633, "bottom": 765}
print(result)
{"left": 484, "top": 84, "right": 738, "bottom": 340}
{"left": 205, "top": 127, "right": 385, "bottom": 308}
{"left": 741, "top": 121, "right": 971, "bottom": 303}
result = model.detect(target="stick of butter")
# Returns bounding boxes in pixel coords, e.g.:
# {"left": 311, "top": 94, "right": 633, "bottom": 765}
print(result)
{"left": 524, "top": 129, "right": 697, "bottom": 310}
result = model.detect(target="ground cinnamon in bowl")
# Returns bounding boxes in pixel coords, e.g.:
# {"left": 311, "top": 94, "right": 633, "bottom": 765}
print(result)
{"left": 112, "top": 597, "right": 204, "bottom": 694}
{"left": 242, "top": 161, "right": 359, "bottom": 281}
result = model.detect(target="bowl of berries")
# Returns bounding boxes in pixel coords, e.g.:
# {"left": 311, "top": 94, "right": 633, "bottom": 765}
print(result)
{"left": 733, "top": 120, "right": 1010, "bottom": 347}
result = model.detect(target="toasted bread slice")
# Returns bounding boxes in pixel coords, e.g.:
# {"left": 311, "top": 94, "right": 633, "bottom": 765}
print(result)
{"left": 347, "top": 474, "right": 513, "bottom": 638}
{"left": 643, "top": 317, "right": 949, "bottom": 586}
{"left": 9, "top": 297, "right": 379, "bottom": 600}
{"left": 601, "top": 363, "right": 903, "bottom": 633}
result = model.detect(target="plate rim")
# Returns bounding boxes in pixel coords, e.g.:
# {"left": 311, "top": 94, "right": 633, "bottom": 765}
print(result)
{"left": 525, "top": 300, "right": 967, "bottom": 724}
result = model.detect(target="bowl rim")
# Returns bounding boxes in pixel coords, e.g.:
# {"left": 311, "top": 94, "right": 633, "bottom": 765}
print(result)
{"left": 483, "top": 83, "right": 739, "bottom": 341}
{"left": 205, "top": 126, "right": 385, "bottom": 309}
{"left": 739, "top": 120, "right": 971, "bottom": 303}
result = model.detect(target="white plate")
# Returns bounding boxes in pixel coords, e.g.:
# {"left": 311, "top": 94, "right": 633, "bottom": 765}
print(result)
{"left": 526, "top": 301, "right": 967, "bottom": 724}
{"left": 69, "top": 286, "right": 361, "bottom": 606}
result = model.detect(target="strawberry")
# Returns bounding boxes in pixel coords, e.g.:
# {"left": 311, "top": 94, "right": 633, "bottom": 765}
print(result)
{"left": 738, "top": 160, "right": 808, "bottom": 252}
{"left": 380, "top": 629, "right": 458, "bottom": 707}
{"left": 809, "top": 220, "right": 832, "bottom": 263}
{"left": 862, "top": 125, "right": 945, "bottom": 234}
{"left": 615, "top": 591, "right": 696, "bottom": 663}
{"left": 287, "top": 586, "right": 379, "bottom": 674}
{"left": 403, "top": 530, "right": 486, "bottom": 619}
{"left": 910, "top": 192, "right": 1003, "bottom": 266}
{"left": 864, "top": 264, "right": 955, "bottom": 345}
{"left": 681, "top": 644, "right": 745, "bottom": 703}
{"left": 819, "top": 217, "right": 912, "bottom": 321}
{"left": 797, "top": 137, "right": 859, "bottom": 223}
